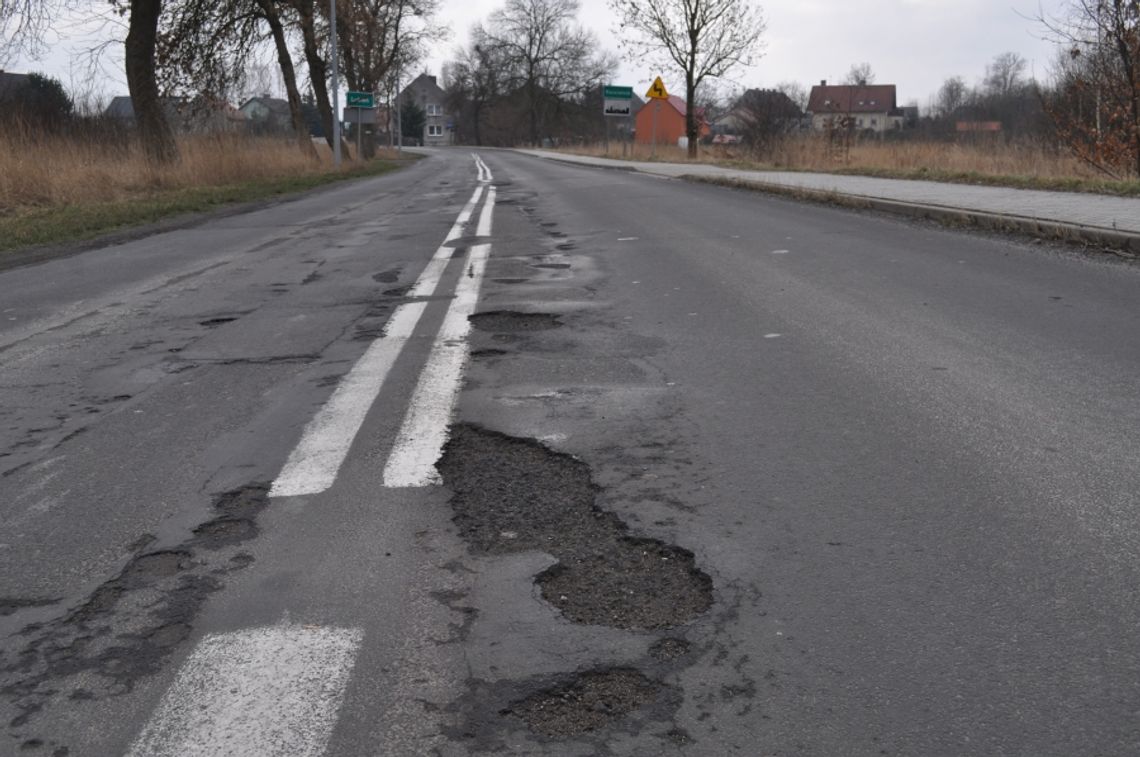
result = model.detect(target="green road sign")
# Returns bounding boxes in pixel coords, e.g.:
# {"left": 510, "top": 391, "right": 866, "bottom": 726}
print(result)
{"left": 603, "top": 85, "right": 633, "bottom": 100}
{"left": 346, "top": 91, "right": 375, "bottom": 108}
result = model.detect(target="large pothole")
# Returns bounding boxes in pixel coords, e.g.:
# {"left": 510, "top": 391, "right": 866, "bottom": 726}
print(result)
{"left": 438, "top": 425, "right": 712, "bottom": 629}
{"left": 502, "top": 668, "right": 661, "bottom": 738}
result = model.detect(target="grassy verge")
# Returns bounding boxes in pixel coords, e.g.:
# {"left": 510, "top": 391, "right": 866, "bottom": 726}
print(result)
{"left": 0, "top": 157, "right": 412, "bottom": 253}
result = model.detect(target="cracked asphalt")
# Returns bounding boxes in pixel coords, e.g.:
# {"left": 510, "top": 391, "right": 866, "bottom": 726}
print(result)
{"left": 2, "top": 147, "right": 1140, "bottom": 755}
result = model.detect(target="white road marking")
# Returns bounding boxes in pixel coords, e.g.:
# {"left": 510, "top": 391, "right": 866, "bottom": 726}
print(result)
{"left": 269, "top": 174, "right": 486, "bottom": 498}
{"left": 125, "top": 624, "right": 362, "bottom": 757}
{"left": 771, "top": 249, "right": 790, "bottom": 254}
{"left": 764, "top": 333, "right": 782, "bottom": 339}
{"left": 618, "top": 237, "right": 639, "bottom": 241}
{"left": 383, "top": 186, "right": 497, "bottom": 487}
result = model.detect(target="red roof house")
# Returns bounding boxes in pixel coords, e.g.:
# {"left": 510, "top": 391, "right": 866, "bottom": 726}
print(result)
{"left": 806, "top": 82, "right": 903, "bottom": 133}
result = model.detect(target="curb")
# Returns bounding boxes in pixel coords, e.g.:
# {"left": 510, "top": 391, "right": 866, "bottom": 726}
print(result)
{"left": 681, "top": 175, "right": 1140, "bottom": 258}
{"left": 513, "top": 151, "right": 1140, "bottom": 259}
{"left": 684, "top": 175, "right": 1140, "bottom": 259}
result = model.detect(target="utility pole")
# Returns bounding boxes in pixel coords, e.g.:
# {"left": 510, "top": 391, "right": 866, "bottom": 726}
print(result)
{"left": 331, "top": 0, "right": 341, "bottom": 166}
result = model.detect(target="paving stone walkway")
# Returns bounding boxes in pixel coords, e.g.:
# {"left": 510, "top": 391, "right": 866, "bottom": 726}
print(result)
{"left": 517, "top": 150, "right": 1140, "bottom": 235}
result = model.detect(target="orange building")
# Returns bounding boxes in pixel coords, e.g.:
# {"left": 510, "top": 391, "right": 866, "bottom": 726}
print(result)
{"left": 634, "top": 95, "right": 709, "bottom": 145}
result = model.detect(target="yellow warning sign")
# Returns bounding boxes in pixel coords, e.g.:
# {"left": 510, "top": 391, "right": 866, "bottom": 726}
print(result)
{"left": 645, "top": 76, "right": 670, "bottom": 100}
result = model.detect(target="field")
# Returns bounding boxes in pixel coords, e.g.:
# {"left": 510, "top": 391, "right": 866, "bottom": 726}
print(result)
{"left": 0, "top": 122, "right": 411, "bottom": 252}
{"left": 560, "top": 136, "right": 1140, "bottom": 196}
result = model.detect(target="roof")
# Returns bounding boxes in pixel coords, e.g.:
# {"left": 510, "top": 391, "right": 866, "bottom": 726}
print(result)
{"left": 105, "top": 95, "right": 135, "bottom": 119}
{"left": 402, "top": 73, "right": 445, "bottom": 100}
{"left": 0, "top": 70, "right": 32, "bottom": 100}
{"left": 807, "top": 84, "right": 897, "bottom": 114}
{"left": 239, "top": 97, "right": 291, "bottom": 115}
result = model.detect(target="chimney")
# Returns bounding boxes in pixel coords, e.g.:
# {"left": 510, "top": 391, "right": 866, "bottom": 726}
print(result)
{"left": 428, "top": 75, "right": 437, "bottom": 85}
{"left": 820, "top": 79, "right": 827, "bottom": 86}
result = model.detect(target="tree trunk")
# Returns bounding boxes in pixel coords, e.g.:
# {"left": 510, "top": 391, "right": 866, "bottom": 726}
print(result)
{"left": 256, "top": 0, "right": 318, "bottom": 160}
{"left": 125, "top": 0, "right": 178, "bottom": 164}
{"left": 686, "top": 73, "right": 698, "bottom": 158}
{"left": 295, "top": 0, "right": 335, "bottom": 149}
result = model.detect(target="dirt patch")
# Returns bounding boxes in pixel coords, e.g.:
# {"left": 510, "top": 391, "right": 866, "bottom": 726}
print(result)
{"left": 438, "top": 425, "right": 712, "bottom": 630}
{"left": 503, "top": 668, "right": 660, "bottom": 738}
{"left": 469, "top": 311, "right": 562, "bottom": 334}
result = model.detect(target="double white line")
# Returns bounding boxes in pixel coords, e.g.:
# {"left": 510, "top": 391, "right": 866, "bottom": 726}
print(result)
{"left": 128, "top": 155, "right": 497, "bottom": 756}
{"left": 269, "top": 154, "right": 494, "bottom": 498}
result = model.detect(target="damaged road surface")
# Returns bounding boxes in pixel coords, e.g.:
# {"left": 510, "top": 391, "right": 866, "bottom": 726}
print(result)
{"left": 4, "top": 146, "right": 1140, "bottom": 757}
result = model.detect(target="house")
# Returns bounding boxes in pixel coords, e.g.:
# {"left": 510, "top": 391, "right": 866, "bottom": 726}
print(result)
{"left": 806, "top": 81, "right": 904, "bottom": 133}
{"left": 634, "top": 94, "right": 709, "bottom": 146}
{"left": 239, "top": 95, "right": 293, "bottom": 135}
{"left": 399, "top": 73, "right": 454, "bottom": 146}
{"left": 713, "top": 89, "right": 804, "bottom": 142}
{"left": 105, "top": 95, "right": 246, "bottom": 134}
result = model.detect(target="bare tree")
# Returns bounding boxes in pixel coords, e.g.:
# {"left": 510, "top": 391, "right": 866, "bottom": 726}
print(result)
{"left": 479, "top": 0, "right": 614, "bottom": 146}
{"left": 775, "top": 79, "right": 807, "bottom": 111}
{"left": 609, "top": 0, "right": 766, "bottom": 157}
{"left": 160, "top": 0, "right": 316, "bottom": 159}
{"left": 123, "top": 0, "right": 180, "bottom": 162}
{"left": 936, "top": 75, "right": 968, "bottom": 118}
{"left": 844, "top": 61, "right": 875, "bottom": 86}
{"left": 984, "top": 51, "right": 1027, "bottom": 97}
{"left": 3, "top": 0, "right": 180, "bottom": 161}
{"left": 1039, "top": 0, "right": 1140, "bottom": 177}
{"left": 1, "top": 0, "right": 77, "bottom": 63}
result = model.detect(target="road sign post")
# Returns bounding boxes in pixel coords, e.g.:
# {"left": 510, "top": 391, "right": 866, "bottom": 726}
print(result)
{"left": 644, "top": 77, "right": 670, "bottom": 158}
{"left": 602, "top": 85, "right": 634, "bottom": 157}
{"left": 345, "top": 92, "right": 375, "bottom": 161}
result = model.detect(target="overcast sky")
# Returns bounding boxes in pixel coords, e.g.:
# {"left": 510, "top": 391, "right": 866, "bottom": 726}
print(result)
{"left": 8, "top": 0, "right": 1069, "bottom": 110}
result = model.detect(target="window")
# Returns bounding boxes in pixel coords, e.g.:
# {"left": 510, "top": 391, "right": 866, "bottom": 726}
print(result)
{"left": 427, "top": 124, "right": 443, "bottom": 137}
{"left": 426, "top": 103, "right": 441, "bottom": 116}
{"left": 870, "top": 118, "right": 878, "bottom": 126}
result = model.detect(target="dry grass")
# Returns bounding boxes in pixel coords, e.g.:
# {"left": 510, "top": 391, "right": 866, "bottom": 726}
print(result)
{"left": 0, "top": 122, "right": 412, "bottom": 251}
{"left": 0, "top": 122, "right": 388, "bottom": 210}
{"left": 558, "top": 137, "right": 1140, "bottom": 196}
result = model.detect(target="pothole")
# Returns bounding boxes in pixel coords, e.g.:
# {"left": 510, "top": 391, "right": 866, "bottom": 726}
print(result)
{"left": 470, "top": 348, "right": 509, "bottom": 359}
{"left": 198, "top": 316, "right": 238, "bottom": 328}
{"left": 538, "top": 537, "right": 711, "bottom": 629}
{"left": 192, "top": 518, "right": 256, "bottom": 545}
{"left": 120, "top": 551, "right": 192, "bottom": 585}
{"left": 649, "top": 637, "right": 692, "bottom": 663}
{"left": 0, "top": 598, "right": 61, "bottom": 617}
{"left": 438, "top": 425, "right": 712, "bottom": 629}
{"left": 469, "top": 311, "right": 562, "bottom": 333}
{"left": 372, "top": 269, "right": 401, "bottom": 283}
{"left": 493, "top": 278, "right": 530, "bottom": 284}
{"left": 502, "top": 668, "right": 660, "bottom": 738}
{"left": 531, "top": 263, "right": 571, "bottom": 270}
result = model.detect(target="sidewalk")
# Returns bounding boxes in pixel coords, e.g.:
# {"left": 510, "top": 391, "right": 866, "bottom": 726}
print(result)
{"left": 516, "top": 149, "right": 1140, "bottom": 252}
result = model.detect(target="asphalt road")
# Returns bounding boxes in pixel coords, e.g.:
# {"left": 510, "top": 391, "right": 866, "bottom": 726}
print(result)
{"left": 1, "top": 148, "right": 1139, "bottom": 756}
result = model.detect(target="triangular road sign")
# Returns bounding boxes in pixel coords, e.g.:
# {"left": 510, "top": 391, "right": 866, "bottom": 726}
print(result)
{"left": 645, "top": 76, "right": 670, "bottom": 100}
